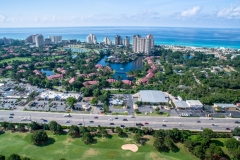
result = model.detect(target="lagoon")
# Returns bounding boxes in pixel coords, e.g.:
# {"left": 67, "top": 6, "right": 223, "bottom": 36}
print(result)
{"left": 97, "top": 56, "right": 143, "bottom": 80}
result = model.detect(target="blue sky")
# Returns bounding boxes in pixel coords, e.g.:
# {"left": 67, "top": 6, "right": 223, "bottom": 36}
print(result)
{"left": 0, "top": 0, "right": 240, "bottom": 28}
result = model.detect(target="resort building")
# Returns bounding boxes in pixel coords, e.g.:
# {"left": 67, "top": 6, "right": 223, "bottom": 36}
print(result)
{"left": 103, "top": 37, "right": 112, "bottom": 45}
{"left": 49, "top": 36, "right": 62, "bottom": 44}
{"left": 86, "top": 34, "right": 97, "bottom": 44}
{"left": 132, "top": 34, "right": 154, "bottom": 54}
{"left": 114, "top": 35, "right": 122, "bottom": 45}
{"left": 35, "top": 34, "right": 44, "bottom": 47}
{"left": 123, "top": 36, "right": 130, "bottom": 47}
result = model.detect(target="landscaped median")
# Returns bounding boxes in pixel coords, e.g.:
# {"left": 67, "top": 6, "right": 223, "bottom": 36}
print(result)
{"left": 135, "top": 111, "right": 169, "bottom": 117}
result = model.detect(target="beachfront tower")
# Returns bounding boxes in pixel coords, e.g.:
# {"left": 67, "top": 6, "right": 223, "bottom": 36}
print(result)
{"left": 114, "top": 35, "right": 122, "bottom": 45}
{"left": 103, "top": 37, "right": 112, "bottom": 45}
{"left": 35, "top": 34, "right": 44, "bottom": 47}
{"left": 86, "top": 34, "right": 97, "bottom": 44}
{"left": 132, "top": 34, "right": 154, "bottom": 54}
{"left": 123, "top": 36, "right": 130, "bottom": 47}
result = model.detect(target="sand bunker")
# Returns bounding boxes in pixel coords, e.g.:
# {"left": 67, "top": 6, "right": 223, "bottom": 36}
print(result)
{"left": 121, "top": 144, "right": 138, "bottom": 152}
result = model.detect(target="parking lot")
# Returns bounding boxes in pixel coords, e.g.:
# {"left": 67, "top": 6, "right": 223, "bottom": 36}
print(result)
{"left": 0, "top": 99, "right": 17, "bottom": 110}
{"left": 25, "top": 100, "right": 70, "bottom": 112}
{"left": 176, "top": 108, "right": 206, "bottom": 117}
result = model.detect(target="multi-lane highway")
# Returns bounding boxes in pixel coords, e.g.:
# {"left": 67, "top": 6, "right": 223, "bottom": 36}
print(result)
{"left": 0, "top": 110, "right": 238, "bottom": 132}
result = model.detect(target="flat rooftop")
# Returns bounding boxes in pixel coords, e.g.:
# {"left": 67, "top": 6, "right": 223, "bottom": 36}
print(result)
{"left": 140, "top": 90, "right": 168, "bottom": 103}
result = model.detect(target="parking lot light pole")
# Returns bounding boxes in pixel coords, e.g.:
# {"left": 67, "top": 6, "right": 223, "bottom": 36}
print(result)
{"left": 83, "top": 116, "right": 85, "bottom": 127}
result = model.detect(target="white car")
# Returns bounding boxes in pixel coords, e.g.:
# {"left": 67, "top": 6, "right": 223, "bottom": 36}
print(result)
{"left": 0, "top": 117, "right": 4, "bottom": 120}
{"left": 63, "top": 114, "right": 71, "bottom": 117}
{"left": 108, "top": 118, "right": 113, "bottom": 121}
{"left": 163, "top": 120, "right": 168, "bottom": 122}
{"left": 66, "top": 119, "right": 71, "bottom": 123}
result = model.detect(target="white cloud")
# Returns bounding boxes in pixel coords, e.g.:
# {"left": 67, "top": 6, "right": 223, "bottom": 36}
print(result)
{"left": 181, "top": 6, "right": 200, "bottom": 17}
{"left": 0, "top": 13, "right": 6, "bottom": 23}
{"left": 218, "top": 5, "right": 240, "bottom": 19}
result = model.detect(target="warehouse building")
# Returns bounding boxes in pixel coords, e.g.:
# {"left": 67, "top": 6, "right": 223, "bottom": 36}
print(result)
{"left": 186, "top": 100, "right": 203, "bottom": 108}
{"left": 139, "top": 90, "right": 168, "bottom": 104}
{"left": 213, "top": 103, "right": 237, "bottom": 111}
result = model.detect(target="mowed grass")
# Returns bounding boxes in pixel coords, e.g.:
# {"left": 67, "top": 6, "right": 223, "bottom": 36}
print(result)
{"left": 0, "top": 57, "right": 31, "bottom": 63}
{"left": 0, "top": 131, "right": 199, "bottom": 160}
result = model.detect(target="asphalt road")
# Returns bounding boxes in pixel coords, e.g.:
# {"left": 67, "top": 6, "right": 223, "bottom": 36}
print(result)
{"left": 0, "top": 110, "right": 238, "bottom": 132}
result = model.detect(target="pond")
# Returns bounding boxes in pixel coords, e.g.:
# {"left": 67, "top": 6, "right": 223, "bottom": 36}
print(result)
{"left": 97, "top": 56, "right": 143, "bottom": 80}
{"left": 41, "top": 69, "right": 54, "bottom": 76}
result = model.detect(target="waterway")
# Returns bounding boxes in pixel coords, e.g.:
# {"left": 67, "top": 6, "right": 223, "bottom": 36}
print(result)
{"left": 97, "top": 56, "right": 143, "bottom": 80}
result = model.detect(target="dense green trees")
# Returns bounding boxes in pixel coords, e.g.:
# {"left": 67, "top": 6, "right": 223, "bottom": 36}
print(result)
{"left": 66, "top": 97, "right": 77, "bottom": 109}
{"left": 82, "top": 132, "right": 94, "bottom": 144}
{"left": 68, "top": 125, "right": 80, "bottom": 138}
{"left": 48, "top": 121, "right": 63, "bottom": 134}
{"left": 7, "top": 154, "right": 21, "bottom": 160}
{"left": 31, "top": 130, "right": 48, "bottom": 145}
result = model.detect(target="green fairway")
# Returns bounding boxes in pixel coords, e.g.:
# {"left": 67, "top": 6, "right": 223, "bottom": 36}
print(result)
{"left": 0, "top": 131, "right": 199, "bottom": 160}
{"left": 0, "top": 57, "right": 31, "bottom": 63}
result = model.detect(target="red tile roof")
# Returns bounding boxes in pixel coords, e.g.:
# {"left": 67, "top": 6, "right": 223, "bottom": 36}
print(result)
{"left": 122, "top": 80, "right": 132, "bottom": 86}
{"left": 69, "top": 77, "right": 76, "bottom": 84}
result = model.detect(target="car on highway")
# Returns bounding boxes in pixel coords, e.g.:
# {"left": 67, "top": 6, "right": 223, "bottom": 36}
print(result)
{"left": 123, "top": 118, "right": 128, "bottom": 121}
{"left": 89, "top": 121, "right": 94, "bottom": 123}
{"left": 108, "top": 118, "right": 113, "bottom": 121}
{"left": 63, "top": 114, "right": 71, "bottom": 117}
{"left": 8, "top": 119, "right": 12, "bottom": 122}
{"left": 43, "top": 119, "right": 48, "bottom": 122}
{"left": 131, "top": 116, "right": 135, "bottom": 118}
{"left": 136, "top": 123, "right": 144, "bottom": 126}
{"left": 162, "top": 124, "right": 167, "bottom": 127}
{"left": 120, "top": 125, "right": 125, "bottom": 127}
{"left": 77, "top": 123, "right": 82, "bottom": 126}
{"left": 209, "top": 117, "right": 213, "bottom": 120}
{"left": 66, "top": 120, "right": 71, "bottom": 123}
{"left": 40, "top": 118, "right": 44, "bottom": 120}
{"left": 10, "top": 113, "right": 14, "bottom": 116}
{"left": 144, "top": 122, "right": 149, "bottom": 125}
{"left": 197, "top": 120, "right": 201, "bottom": 123}
{"left": 163, "top": 120, "right": 168, "bottom": 122}
{"left": 110, "top": 123, "right": 115, "bottom": 125}
{"left": 0, "top": 117, "right": 4, "bottom": 120}
{"left": 212, "top": 124, "right": 218, "bottom": 126}
{"left": 115, "top": 117, "right": 119, "bottom": 119}
{"left": 235, "top": 121, "right": 240, "bottom": 123}
{"left": 94, "top": 116, "right": 98, "bottom": 119}
{"left": 200, "top": 127, "right": 204, "bottom": 130}
{"left": 226, "top": 128, "right": 230, "bottom": 130}
{"left": 9, "top": 116, "right": 13, "bottom": 118}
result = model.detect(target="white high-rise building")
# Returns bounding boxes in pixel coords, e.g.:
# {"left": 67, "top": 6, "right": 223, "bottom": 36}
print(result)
{"left": 132, "top": 34, "right": 154, "bottom": 54}
{"left": 86, "top": 34, "right": 97, "bottom": 44}
{"left": 114, "top": 35, "right": 122, "bottom": 45}
{"left": 49, "top": 36, "right": 62, "bottom": 44}
{"left": 103, "top": 37, "right": 112, "bottom": 45}
{"left": 123, "top": 36, "right": 130, "bottom": 47}
{"left": 35, "top": 34, "right": 44, "bottom": 47}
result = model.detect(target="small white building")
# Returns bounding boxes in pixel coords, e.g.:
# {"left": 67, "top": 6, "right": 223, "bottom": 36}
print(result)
{"left": 173, "top": 101, "right": 189, "bottom": 109}
{"left": 186, "top": 100, "right": 203, "bottom": 108}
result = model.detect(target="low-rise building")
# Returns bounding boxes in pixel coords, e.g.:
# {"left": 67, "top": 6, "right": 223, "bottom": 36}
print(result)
{"left": 139, "top": 90, "right": 168, "bottom": 104}
{"left": 173, "top": 101, "right": 189, "bottom": 109}
{"left": 213, "top": 103, "right": 237, "bottom": 111}
{"left": 186, "top": 100, "right": 203, "bottom": 108}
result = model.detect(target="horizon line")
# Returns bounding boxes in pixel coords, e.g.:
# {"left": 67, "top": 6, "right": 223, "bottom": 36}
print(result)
{"left": 0, "top": 26, "right": 240, "bottom": 29}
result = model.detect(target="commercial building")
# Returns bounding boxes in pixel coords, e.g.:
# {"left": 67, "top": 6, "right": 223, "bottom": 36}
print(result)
{"left": 68, "top": 39, "right": 77, "bottom": 44}
{"left": 213, "top": 103, "right": 237, "bottom": 111}
{"left": 139, "top": 90, "right": 168, "bottom": 104}
{"left": 173, "top": 101, "right": 190, "bottom": 109}
{"left": 123, "top": 36, "right": 130, "bottom": 47}
{"left": 35, "top": 34, "right": 44, "bottom": 47}
{"left": 86, "top": 34, "right": 97, "bottom": 44}
{"left": 114, "top": 35, "right": 122, "bottom": 45}
{"left": 132, "top": 34, "right": 154, "bottom": 54}
{"left": 49, "top": 36, "right": 62, "bottom": 44}
{"left": 103, "top": 37, "right": 112, "bottom": 45}
{"left": 186, "top": 100, "right": 203, "bottom": 108}
{"left": 39, "top": 90, "right": 81, "bottom": 101}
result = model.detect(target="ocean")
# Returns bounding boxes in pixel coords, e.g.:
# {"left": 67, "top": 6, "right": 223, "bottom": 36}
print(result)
{"left": 0, "top": 26, "right": 240, "bottom": 49}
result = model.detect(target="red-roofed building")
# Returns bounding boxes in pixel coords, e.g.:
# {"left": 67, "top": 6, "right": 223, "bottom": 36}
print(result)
{"left": 69, "top": 77, "right": 76, "bottom": 84}
{"left": 107, "top": 79, "right": 117, "bottom": 83}
{"left": 83, "top": 81, "right": 99, "bottom": 87}
{"left": 17, "top": 69, "right": 26, "bottom": 73}
{"left": 237, "top": 103, "right": 240, "bottom": 108}
{"left": 136, "top": 78, "right": 148, "bottom": 85}
{"left": 87, "top": 73, "right": 97, "bottom": 78}
{"left": 35, "top": 62, "right": 44, "bottom": 66}
{"left": 86, "top": 58, "right": 91, "bottom": 63}
{"left": 122, "top": 80, "right": 132, "bottom": 86}
{"left": 47, "top": 74, "right": 63, "bottom": 80}
{"left": 6, "top": 66, "right": 13, "bottom": 69}
{"left": 78, "top": 74, "right": 86, "bottom": 78}
{"left": 58, "top": 59, "right": 65, "bottom": 63}
{"left": 95, "top": 64, "right": 103, "bottom": 68}
{"left": 146, "top": 72, "right": 155, "bottom": 79}
{"left": 57, "top": 68, "right": 66, "bottom": 74}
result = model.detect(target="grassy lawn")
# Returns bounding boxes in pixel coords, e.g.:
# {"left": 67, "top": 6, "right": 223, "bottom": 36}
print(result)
{"left": 0, "top": 57, "right": 31, "bottom": 63}
{"left": 135, "top": 112, "right": 169, "bottom": 117}
{"left": 113, "top": 105, "right": 124, "bottom": 109}
{"left": 0, "top": 131, "right": 199, "bottom": 160}
{"left": 111, "top": 112, "right": 128, "bottom": 115}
